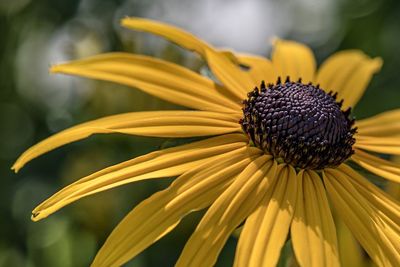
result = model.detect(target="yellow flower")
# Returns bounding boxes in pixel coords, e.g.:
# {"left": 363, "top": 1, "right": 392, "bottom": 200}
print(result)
{"left": 13, "top": 18, "right": 400, "bottom": 267}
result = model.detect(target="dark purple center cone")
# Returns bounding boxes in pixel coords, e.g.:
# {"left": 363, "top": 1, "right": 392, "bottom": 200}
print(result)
{"left": 240, "top": 78, "right": 357, "bottom": 170}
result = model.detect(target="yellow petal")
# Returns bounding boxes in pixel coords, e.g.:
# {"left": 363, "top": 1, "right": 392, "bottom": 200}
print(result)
{"left": 235, "top": 54, "right": 277, "bottom": 85}
{"left": 324, "top": 168, "right": 400, "bottom": 266}
{"left": 337, "top": 164, "right": 400, "bottom": 226}
{"left": 271, "top": 39, "right": 316, "bottom": 84}
{"left": 31, "top": 134, "right": 249, "bottom": 221}
{"left": 356, "top": 136, "right": 400, "bottom": 145}
{"left": 12, "top": 111, "right": 241, "bottom": 172}
{"left": 316, "top": 50, "right": 382, "bottom": 109}
{"left": 204, "top": 49, "right": 255, "bottom": 99}
{"left": 340, "top": 166, "right": 400, "bottom": 247}
{"left": 50, "top": 53, "right": 241, "bottom": 112}
{"left": 176, "top": 156, "right": 276, "bottom": 267}
{"left": 121, "top": 17, "right": 212, "bottom": 57}
{"left": 352, "top": 149, "right": 400, "bottom": 183}
{"left": 291, "top": 170, "right": 340, "bottom": 267}
{"left": 356, "top": 109, "right": 400, "bottom": 137}
{"left": 121, "top": 18, "right": 254, "bottom": 100}
{"left": 234, "top": 164, "right": 297, "bottom": 267}
{"left": 355, "top": 136, "right": 400, "bottom": 155}
{"left": 386, "top": 180, "right": 400, "bottom": 200}
{"left": 92, "top": 146, "right": 259, "bottom": 267}
{"left": 336, "top": 219, "right": 365, "bottom": 267}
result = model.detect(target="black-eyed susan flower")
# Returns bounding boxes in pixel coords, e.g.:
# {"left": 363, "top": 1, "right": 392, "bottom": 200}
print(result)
{"left": 13, "top": 18, "right": 400, "bottom": 267}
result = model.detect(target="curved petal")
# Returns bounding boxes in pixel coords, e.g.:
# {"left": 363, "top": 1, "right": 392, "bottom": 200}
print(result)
{"left": 234, "top": 164, "right": 297, "bottom": 267}
{"left": 338, "top": 165, "right": 400, "bottom": 260}
{"left": 12, "top": 111, "right": 241, "bottom": 172}
{"left": 50, "top": 53, "right": 241, "bottom": 112}
{"left": 205, "top": 49, "right": 254, "bottom": 99}
{"left": 271, "top": 39, "right": 316, "bottom": 84}
{"left": 354, "top": 136, "right": 400, "bottom": 155}
{"left": 316, "top": 50, "right": 382, "bottom": 109}
{"left": 291, "top": 170, "right": 339, "bottom": 267}
{"left": 352, "top": 149, "right": 400, "bottom": 183}
{"left": 356, "top": 109, "right": 400, "bottom": 137}
{"left": 121, "top": 17, "right": 212, "bottom": 57}
{"left": 324, "top": 168, "right": 400, "bottom": 266}
{"left": 176, "top": 155, "right": 277, "bottom": 267}
{"left": 92, "top": 146, "right": 260, "bottom": 267}
{"left": 337, "top": 164, "right": 400, "bottom": 226}
{"left": 235, "top": 54, "right": 277, "bottom": 85}
{"left": 30, "top": 134, "right": 249, "bottom": 221}
{"left": 121, "top": 18, "right": 254, "bottom": 100}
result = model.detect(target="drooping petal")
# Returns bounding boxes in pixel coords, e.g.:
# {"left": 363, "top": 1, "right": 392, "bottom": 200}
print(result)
{"left": 271, "top": 39, "right": 316, "bottom": 84}
{"left": 336, "top": 165, "right": 400, "bottom": 261}
{"left": 12, "top": 111, "right": 241, "bottom": 172}
{"left": 121, "top": 17, "right": 212, "bottom": 57}
{"left": 92, "top": 146, "right": 261, "bottom": 267}
{"left": 176, "top": 155, "right": 277, "bottom": 267}
{"left": 234, "top": 164, "right": 297, "bottom": 267}
{"left": 316, "top": 50, "right": 382, "bottom": 109}
{"left": 291, "top": 170, "right": 340, "bottom": 267}
{"left": 205, "top": 49, "right": 255, "bottom": 99}
{"left": 354, "top": 136, "right": 400, "bottom": 155}
{"left": 352, "top": 149, "right": 400, "bottom": 183}
{"left": 324, "top": 168, "right": 400, "bottom": 266}
{"left": 30, "top": 134, "right": 249, "bottom": 221}
{"left": 337, "top": 164, "right": 400, "bottom": 226}
{"left": 356, "top": 109, "right": 400, "bottom": 137}
{"left": 50, "top": 53, "right": 241, "bottom": 112}
{"left": 235, "top": 54, "right": 277, "bottom": 85}
{"left": 121, "top": 18, "right": 254, "bottom": 100}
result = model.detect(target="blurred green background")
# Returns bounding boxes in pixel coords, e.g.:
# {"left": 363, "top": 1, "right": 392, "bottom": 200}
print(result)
{"left": 1, "top": 0, "right": 399, "bottom": 266}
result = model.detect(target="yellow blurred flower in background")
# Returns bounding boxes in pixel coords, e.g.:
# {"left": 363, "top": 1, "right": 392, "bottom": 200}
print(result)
{"left": 13, "top": 18, "right": 400, "bottom": 267}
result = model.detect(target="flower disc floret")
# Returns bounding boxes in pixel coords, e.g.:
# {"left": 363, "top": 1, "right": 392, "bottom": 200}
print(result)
{"left": 240, "top": 78, "right": 357, "bottom": 169}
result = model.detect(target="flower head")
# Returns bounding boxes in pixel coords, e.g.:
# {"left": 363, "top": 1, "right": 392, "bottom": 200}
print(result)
{"left": 241, "top": 79, "right": 356, "bottom": 169}
{"left": 13, "top": 17, "right": 400, "bottom": 267}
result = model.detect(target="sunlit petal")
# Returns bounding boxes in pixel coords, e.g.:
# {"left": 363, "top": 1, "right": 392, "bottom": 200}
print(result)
{"left": 272, "top": 39, "right": 316, "bottom": 83}
{"left": 234, "top": 164, "right": 297, "bottom": 267}
{"left": 338, "top": 164, "right": 400, "bottom": 226}
{"left": 316, "top": 50, "right": 382, "bottom": 109}
{"left": 356, "top": 109, "right": 400, "bottom": 137}
{"left": 352, "top": 149, "right": 400, "bottom": 183}
{"left": 122, "top": 18, "right": 254, "bottom": 100}
{"left": 121, "top": 17, "right": 212, "bottom": 57}
{"left": 31, "top": 134, "right": 249, "bottom": 221}
{"left": 50, "top": 53, "right": 241, "bottom": 112}
{"left": 92, "top": 148, "right": 259, "bottom": 267}
{"left": 355, "top": 136, "right": 400, "bottom": 155}
{"left": 176, "top": 156, "right": 276, "bottom": 267}
{"left": 235, "top": 54, "right": 277, "bottom": 85}
{"left": 291, "top": 170, "right": 339, "bottom": 267}
{"left": 12, "top": 111, "right": 241, "bottom": 172}
{"left": 324, "top": 168, "right": 400, "bottom": 266}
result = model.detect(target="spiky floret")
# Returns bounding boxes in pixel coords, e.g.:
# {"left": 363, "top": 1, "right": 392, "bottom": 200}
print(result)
{"left": 240, "top": 77, "right": 357, "bottom": 170}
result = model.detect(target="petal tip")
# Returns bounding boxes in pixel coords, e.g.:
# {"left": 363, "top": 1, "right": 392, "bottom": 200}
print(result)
{"left": 120, "top": 17, "right": 130, "bottom": 27}
{"left": 49, "top": 64, "right": 63, "bottom": 74}
{"left": 371, "top": 57, "right": 383, "bottom": 72}
{"left": 11, "top": 157, "right": 25, "bottom": 173}
{"left": 271, "top": 36, "right": 281, "bottom": 45}
{"left": 31, "top": 211, "right": 40, "bottom": 221}
{"left": 31, "top": 210, "right": 46, "bottom": 222}
{"left": 11, "top": 164, "right": 20, "bottom": 173}
{"left": 120, "top": 17, "right": 144, "bottom": 28}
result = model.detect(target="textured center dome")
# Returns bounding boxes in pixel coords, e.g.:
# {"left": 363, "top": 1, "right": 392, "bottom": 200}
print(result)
{"left": 240, "top": 78, "right": 357, "bottom": 169}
